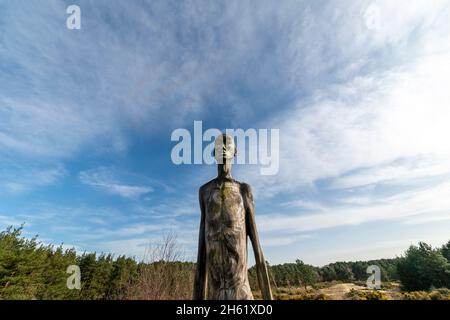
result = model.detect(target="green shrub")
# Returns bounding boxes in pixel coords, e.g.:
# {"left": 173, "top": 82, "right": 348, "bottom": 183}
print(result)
{"left": 397, "top": 242, "right": 450, "bottom": 291}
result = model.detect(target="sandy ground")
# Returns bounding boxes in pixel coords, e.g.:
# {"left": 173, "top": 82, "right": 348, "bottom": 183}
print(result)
{"left": 319, "top": 283, "right": 366, "bottom": 300}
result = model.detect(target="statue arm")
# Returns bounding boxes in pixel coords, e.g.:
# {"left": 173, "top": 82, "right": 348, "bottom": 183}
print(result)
{"left": 243, "top": 184, "right": 273, "bottom": 300}
{"left": 193, "top": 187, "right": 207, "bottom": 300}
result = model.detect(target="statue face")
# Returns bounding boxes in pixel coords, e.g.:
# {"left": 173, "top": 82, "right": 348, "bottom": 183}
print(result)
{"left": 214, "top": 134, "right": 236, "bottom": 163}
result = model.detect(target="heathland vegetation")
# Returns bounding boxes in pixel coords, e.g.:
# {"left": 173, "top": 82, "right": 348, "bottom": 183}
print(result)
{"left": 1, "top": 226, "right": 449, "bottom": 300}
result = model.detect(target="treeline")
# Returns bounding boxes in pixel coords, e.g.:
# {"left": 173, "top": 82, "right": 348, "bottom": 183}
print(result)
{"left": 320, "top": 258, "right": 400, "bottom": 282}
{"left": 1, "top": 226, "right": 449, "bottom": 299}
{"left": 1, "top": 226, "right": 135, "bottom": 299}
{"left": 248, "top": 258, "right": 400, "bottom": 289}
{"left": 0, "top": 226, "right": 194, "bottom": 300}
{"left": 250, "top": 242, "right": 450, "bottom": 292}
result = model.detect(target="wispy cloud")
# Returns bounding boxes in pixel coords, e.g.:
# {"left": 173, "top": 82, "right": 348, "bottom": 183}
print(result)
{"left": 95, "top": 238, "right": 157, "bottom": 260}
{"left": 234, "top": 0, "right": 450, "bottom": 198}
{"left": 0, "top": 162, "right": 66, "bottom": 194}
{"left": 262, "top": 233, "right": 312, "bottom": 248}
{"left": 259, "top": 181, "right": 450, "bottom": 233}
{"left": 79, "top": 167, "right": 153, "bottom": 199}
{"left": 0, "top": 214, "right": 23, "bottom": 229}
{"left": 281, "top": 200, "right": 326, "bottom": 212}
{"left": 330, "top": 158, "right": 450, "bottom": 190}
{"left": 243, "top": 49, "right": 450, "bottom": 197}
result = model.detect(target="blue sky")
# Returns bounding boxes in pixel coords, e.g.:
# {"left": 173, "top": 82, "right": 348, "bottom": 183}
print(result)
{"left": 1, "top": 0, "right": 450, "bottom": 266}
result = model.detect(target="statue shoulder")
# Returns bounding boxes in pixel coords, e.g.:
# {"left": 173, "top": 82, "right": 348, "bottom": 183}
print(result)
{"left": 238, "top": 182, "right": 254, "bottom": 210}
{"left": 199, "top": 179, "right": 217, "bottom": 194}
{"left": 239, "top": 182, "right": 253, "bottom": 197}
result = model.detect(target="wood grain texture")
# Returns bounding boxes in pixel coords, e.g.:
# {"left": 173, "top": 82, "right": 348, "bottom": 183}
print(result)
{"left": 193, "top": 178, "right": 273, "bottom": 300}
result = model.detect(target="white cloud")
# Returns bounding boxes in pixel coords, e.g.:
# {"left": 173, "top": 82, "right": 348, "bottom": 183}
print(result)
{"left": 2, "top": 1, "right": 448, "bottom": 186}
{"left": 79, "top": 167, "right": 153, "bottom": 199}
{"left": 242, "top": 50, "right": 450, "bottom": 198}
{"left": 261, "top": 233, "right": 312, "bottom": 248}
{"left": 2, "top": 0, "right": 444, "bottom": 163}
{"left": 0, "top": 1, "right": 300, "bottom": 161}
{"left": 95, "top": 238, "right": 157, "bottom": 260}
{"left": 231, "top": 0, "right": 450, "bottom": 197}
{"left": 258, "top": 181, "right": 450, "bottom": 233}
{"left": 330, "top": 158, "right": 450, "bottom": 190}
{"left": 0, "top": 163, "right": 66, "bottom": 194}
{"left": 0, "top": 98, "right": 110, "bottom": 158}
{"left": 0, "top": 214, "right": 23, "bottom": 228}
{"left": 404, "top": 213, "right": 450, "bottom": 225}
{"left": 133, "top": 197, "right": 199, "bottom": 218}
{"left": 90, "top": 224, "right": 176, "bottom": 239}
{"left": 234, "top": 2, "right": 450, "bottom": 257}
{"left": 281, "top": 199, "right": 325, "bottom": 211}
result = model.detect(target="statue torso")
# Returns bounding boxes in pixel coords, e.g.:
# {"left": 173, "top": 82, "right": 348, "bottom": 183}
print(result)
{"left": 200, "top": 179, "right": 253, "bottom": 300}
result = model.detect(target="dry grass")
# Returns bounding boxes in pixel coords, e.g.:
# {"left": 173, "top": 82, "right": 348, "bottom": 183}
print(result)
{"left": 268, "top": 282, "right": 450, "bottom": 300}
{"left": 124, "top": 233, "right": 195, "bottom": 300}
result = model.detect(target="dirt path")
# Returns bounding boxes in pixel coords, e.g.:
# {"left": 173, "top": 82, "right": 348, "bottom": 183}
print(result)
{"left": 319, "top": 283, "right": 366, "bottom": 300}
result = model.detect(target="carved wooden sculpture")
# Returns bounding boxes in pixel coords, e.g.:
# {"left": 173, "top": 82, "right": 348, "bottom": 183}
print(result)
{"left": 193, "top": 134, "right": 273, "bottom": 300}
